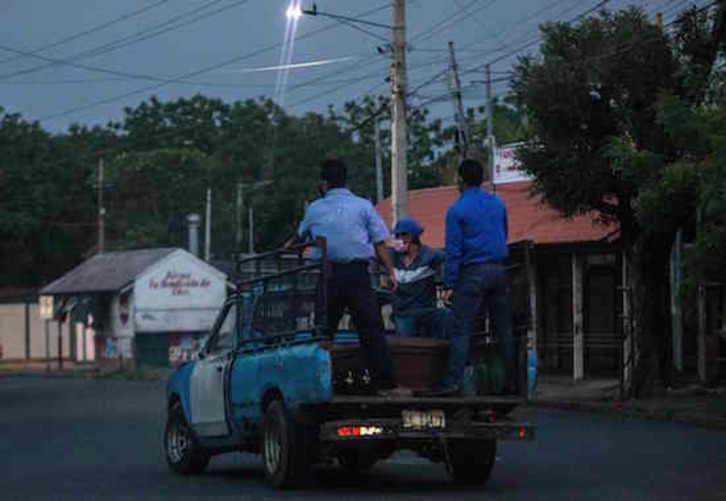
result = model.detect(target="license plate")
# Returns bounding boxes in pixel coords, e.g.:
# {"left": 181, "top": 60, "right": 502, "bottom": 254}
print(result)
{"left": 402, "top": 409, "right": 446, "bottom": 430}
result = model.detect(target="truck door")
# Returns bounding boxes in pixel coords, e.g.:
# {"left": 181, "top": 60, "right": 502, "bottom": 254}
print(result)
{"left": 189, "top": 300, "right": 237, "bottom": 437}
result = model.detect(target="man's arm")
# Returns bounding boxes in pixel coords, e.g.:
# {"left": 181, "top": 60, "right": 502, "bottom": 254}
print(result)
{"left": 374, "top": 242, "right": 397, "bottom": 291}
{"left": 444, "top": 207, "right": 462, "bottom": 290}
{"left": 285, "top": 205, "right": 312, "bottom": 250}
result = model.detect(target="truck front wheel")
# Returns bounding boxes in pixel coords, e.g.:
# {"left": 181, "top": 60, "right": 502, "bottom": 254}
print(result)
{"left": 165, "top": 402, "right": 210, "bottom": 475}
{"left": 262, "top": 399, "right": 314, "bottom": 488}
{"left": 447, "top": 439, "right": 496, "bottom": 485}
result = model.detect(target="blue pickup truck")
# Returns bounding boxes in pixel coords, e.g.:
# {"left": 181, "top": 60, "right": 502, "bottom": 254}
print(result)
{"left": 165, "top": 241, "right": 534, "bottom": 489}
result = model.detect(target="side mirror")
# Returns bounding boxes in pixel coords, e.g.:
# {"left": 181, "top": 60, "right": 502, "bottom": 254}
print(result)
{"left": 198, "top": 336, "right": 210, "bottom": 360}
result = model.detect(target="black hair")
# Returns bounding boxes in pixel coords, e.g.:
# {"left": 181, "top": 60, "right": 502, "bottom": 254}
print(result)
{"left": 458, "top": 158, "right": 484, "bottom": 187}
{"left": 321, "top": 158, "right": 347, "bottom": 188}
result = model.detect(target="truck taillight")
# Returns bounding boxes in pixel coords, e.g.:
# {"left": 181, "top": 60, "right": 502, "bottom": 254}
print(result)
{"left": 337, "top": 426, "right": 383, "bottom": 437}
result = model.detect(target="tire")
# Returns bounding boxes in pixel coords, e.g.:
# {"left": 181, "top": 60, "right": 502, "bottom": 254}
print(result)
{"left": 447, "top": 439, "right": 496, "bottom": 486}
{"left": 262, "top": 399, "right": 315, "bottom": 489}
{"left": 165, "top": 401, "right": 210, "bottom": 475}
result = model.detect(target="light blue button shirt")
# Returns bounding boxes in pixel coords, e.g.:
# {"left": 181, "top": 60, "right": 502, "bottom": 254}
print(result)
{"left": 298, "top": 188, "right": 390, "bottom": 263}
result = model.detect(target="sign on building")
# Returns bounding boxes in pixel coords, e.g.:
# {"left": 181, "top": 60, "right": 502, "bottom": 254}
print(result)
{"left": 133, "top": 250, "right": 227, "bottom": 333}
{"left": 493, "top": 142, "right": 533, "bottom": 185}
{"left": 39, "top": 295, "right": 54, "bottom": 320}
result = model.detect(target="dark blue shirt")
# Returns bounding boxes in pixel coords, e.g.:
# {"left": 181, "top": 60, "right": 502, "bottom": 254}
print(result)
{"left": 444, "top": 187, "right": 509, "bottom": 288}
{"left": 390, "top": 246, "right": 445, "bottom": 316}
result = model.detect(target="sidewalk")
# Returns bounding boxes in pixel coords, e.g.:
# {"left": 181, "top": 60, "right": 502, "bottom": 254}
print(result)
{"left": 532, "top": 375, "right": 726, "bottom": 430}
{"left": 0, "top": 359, "right": 99, "bottom": 378}
{"left": 0, "top": 359, "right": 171, "bottom": 381}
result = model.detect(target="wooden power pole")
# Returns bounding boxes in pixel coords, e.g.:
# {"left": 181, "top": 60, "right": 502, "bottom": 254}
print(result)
{"left": 448, "top": 41, "right": 469, "bottom": 159}
{"left": 374, "top": 116, "right": 384, "bottom": 203}
{"left": 97, "top": 157, "right": 105, "bottom": 253}
{"left": 391, "top": 0, "right": 408, "bottom": 224}
{"left": 485, "top": 63, "right": 496, "bottom": 192}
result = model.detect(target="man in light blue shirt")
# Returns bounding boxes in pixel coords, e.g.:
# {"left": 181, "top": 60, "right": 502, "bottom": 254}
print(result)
{"left": 296, "top": 159, "right": 397, "bottom": 391}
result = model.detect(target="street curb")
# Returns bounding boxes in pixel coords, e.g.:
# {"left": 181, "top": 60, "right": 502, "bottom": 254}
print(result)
{"left": 0, "top": 369, "right": 170, "bottom": 382}
{"left": 528, "top": 399, "right": 726, "bottom": 430}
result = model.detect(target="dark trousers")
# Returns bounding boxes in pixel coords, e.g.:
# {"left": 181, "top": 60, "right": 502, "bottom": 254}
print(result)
{"left": 445, "top": 263, "right": 516, "bottom": 389}
{"left": 326, "top": 261, "right": 393, "bottom": 384}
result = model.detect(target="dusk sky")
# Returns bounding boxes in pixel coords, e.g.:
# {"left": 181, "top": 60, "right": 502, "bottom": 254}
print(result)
{"left": 0, "top": 0, "right": 681, "bottom": 132}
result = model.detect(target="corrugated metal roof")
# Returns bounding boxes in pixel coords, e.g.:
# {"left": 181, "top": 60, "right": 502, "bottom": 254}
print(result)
{"left": 41, "top": 248, "right": 177, "bottom": 295}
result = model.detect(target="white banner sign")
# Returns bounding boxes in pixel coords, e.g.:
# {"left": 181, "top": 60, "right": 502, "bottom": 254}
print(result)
{"left": 39, "top": 295, "right": 54, "bottom": 320}
{"left": 493, "top": 143, "right": 532, "bottom": 185}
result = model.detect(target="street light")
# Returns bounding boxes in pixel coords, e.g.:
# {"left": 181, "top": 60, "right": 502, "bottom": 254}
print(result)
{"left": 286, "top": 3, "right": 303, "bottom": 20}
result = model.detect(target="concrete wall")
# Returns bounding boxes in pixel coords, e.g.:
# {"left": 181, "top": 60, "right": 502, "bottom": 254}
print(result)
{"left": 0, "top": 302, "right": 71, "bottom": 360}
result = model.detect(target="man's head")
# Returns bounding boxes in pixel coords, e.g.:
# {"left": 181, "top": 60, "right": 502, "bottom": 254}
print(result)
{"left": 458, "top": 158, "right": 484, "bottom": 188}
{"left": 321, "top": 158, "right": 347, "bottom": 189}
{"left": 392, "top": 217, "right": 423, "bottom": 253}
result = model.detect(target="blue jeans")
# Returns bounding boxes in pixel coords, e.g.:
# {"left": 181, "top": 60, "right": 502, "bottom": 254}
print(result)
{"left": 394, "top": 309, "right": 451, "bottom": 339}
{"left": 445, "top": 263, "right": 516, "bottom": 389}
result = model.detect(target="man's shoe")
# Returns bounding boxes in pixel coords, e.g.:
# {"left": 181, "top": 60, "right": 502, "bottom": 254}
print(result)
{"left": 415, "top": 385, "right": 460, "bottom": 397}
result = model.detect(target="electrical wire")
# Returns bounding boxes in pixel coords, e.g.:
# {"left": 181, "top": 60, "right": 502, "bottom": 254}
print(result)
{"left": 0, "top": 0, "right": 172, "bottom": 66}
{"left": 34, "top": 2, "right": 392, "bottom": 122}
{"left": 0, "top": 0, "right": 250, "bottom": 80}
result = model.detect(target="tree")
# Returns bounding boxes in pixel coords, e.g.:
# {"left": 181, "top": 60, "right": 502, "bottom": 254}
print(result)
{"left": 511, "top": 5, "right": 726, "bottom": 394}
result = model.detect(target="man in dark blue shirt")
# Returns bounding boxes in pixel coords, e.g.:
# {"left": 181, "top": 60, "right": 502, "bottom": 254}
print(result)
{"left": 424, "top": 159, "right": 515, "bottom": 396}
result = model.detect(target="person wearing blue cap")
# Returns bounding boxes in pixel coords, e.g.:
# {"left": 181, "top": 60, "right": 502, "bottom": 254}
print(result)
{"left": 389, "top": 217, "right": 448, "bottom": 339}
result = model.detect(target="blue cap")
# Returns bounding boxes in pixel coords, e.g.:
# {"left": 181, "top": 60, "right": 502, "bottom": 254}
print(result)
{"left": 392, "top": 217, "right": 424, "bottom": 237}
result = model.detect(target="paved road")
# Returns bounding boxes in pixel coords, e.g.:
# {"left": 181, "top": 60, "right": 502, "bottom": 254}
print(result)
{"left": 1, "top": 377, "right": 724, "bottom": 500}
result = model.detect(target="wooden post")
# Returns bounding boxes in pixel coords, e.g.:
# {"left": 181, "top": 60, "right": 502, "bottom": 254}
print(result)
{"left": 24, "top": 300, "right": 30, "bottom": 360}
{"left": 698, "top": 283, "right": 707, "bottom": 383}
{"left": 572, "top": 253, "right": 584, "bottom": 380}
{"left": 526, "top": 244, "right": 538, "bottom": 400}
{"left": 57, "top": 318, "right": 63, "bottom": 371}
{"left": 621, "top": 251, "right": 632, "bottom": 398}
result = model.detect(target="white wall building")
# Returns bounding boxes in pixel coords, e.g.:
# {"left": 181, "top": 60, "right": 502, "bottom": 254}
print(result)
{"left": 41, "top": 248, "right": 229, "bottom": 367}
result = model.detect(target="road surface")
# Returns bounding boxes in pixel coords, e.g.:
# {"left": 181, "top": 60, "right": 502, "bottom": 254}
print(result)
{"left": 1, "top": 377, "right": 724, "bottom": 500}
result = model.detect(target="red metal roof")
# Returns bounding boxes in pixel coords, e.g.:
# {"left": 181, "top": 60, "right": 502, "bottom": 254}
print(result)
{"left": 375, "top": 182, "right": 615, "bottom": 248}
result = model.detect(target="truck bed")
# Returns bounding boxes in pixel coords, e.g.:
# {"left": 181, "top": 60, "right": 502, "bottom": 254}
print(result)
{"left": 328, "top": 334, "right": 516, "bottom": 397}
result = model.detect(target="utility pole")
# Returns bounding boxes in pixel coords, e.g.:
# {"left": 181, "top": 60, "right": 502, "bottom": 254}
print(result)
{"left": 391, "top": 0, "right": 408, "bottom": 224}
{"left": 485, "top": 63, "right": 496, "bottom": 192}
{"left": 248, "top": 207, "right": 254, "bottom": 254}
{"left": 97, "top": 157, "right": 105, "bottom": 253}
{"left": 204, "top": 188, "right": 211, "bottom": 262}
{"left": 374, "top": 116, "right": 384, "bottom": 203}
{"left": 448, "top": 41, "right": 469, "bottom": 159}
{"left": 236, "top": 181, "right": 244, "bottom": 253}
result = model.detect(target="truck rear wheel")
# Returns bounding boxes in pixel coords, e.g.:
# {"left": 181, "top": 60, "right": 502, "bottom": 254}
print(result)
{"left": 262, "top": 399, "right": 314, "bottom": 489}
{"left": 447, "top": 439, "right": 496, "bottom": 485}
{"left": 165, "top": 402, "right": 210, "bottom": 475}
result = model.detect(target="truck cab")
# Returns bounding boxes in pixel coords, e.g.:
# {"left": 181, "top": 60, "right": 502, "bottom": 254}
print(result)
{"left": 165, "top": 240, "right": 534, "bottom": 489}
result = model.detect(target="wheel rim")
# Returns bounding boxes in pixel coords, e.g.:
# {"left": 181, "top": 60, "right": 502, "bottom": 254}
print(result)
{"left": 167, "top": 420, "right": 190, "bottom": 464}
{"left": 263, "top": 420, "right": 282, "bottom": 475}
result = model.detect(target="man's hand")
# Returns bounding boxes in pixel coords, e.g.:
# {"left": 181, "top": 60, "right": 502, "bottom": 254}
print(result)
{"left": 441, "top": 289, "right": 454, "bottom": 305}
{"left": 388, "top": 270, "right": 398, "bottom": 291}
{"left": 374, "top": 241, "right": 397, "bottom": 291}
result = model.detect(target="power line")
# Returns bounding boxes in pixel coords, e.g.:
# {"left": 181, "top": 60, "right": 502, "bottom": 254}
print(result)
{"left": 410, "top": 0, "right": 498, "bottom": 46}
{"left": 34, "top": 2, "right": 392, "bottom": 122}
{"left": 0, "top": 0, "right": 172, "bottom": 66}
{"left": 0, "top": 0, "right": 250, "bottom": 80}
